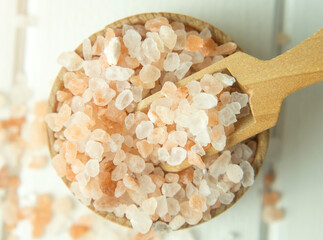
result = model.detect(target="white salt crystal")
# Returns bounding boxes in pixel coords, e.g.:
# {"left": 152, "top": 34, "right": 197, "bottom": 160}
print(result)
{"left": 89, "top": 77, "right": 108, "bottom": 91}
{"left": 156, "top": 196, "right": 168, "bottom": 218}
{"left": 213, "top": 73, "right": 236, "bottom": 87}
{"left": 109, "top": 133, "right": 124, "bottom": 152}
{"left": 168, "top": 131, "right": 187, "bottom": 147}
{"left": 164, "top": 53, "right": 180, "bottom": 71}
{"left": 200, "top": 73, "right": 223, "bottom": 95}
{"left": 124, "top": 113, "right": 135, "bottom": 129}
{"left": 114, "top": 204, "right": 127, "bottom": 218}
{"left": 192, "top": 93, "right": 218, "bottom": 109}
{"left": 211, "top": 134, "right": 226, "bottom": 151}
{"left": 136, "top": 120, "right": 154, "bottom": 139}
{"left": 217, "top": 181, "right": 230, "bottom": 193}
{"left": 206, "top": 188, "right": 220, "bottom": 206}
{"left": 83, "top": 60, "right": 101, "bottom": 78}
{"left": 226, "top": 164, "right": 243, "bottom": 183}
{"left": 218, "top": 104, "right": 239, "bottom": 127}
{"left": 139, "top": 64, "right": 161, "bottom": 83}
{"left": 142, "top": 198, "right": 157, "bottom": 215}
{"left": 158, "top": 147, "right": 170, "bottom": 162}
{"left": 71, "top": 96, "right": 85, "bottom": 113}
{"left": 124, "top": 135, "right": 134, "bottom": 147}
{"left": 241, "top": 143, "right": 253, "bottom": 160}
{"left": 159, "top": 25, "right": 177, "bottom": 49}
{"left": 122, "top": 24, "right": 134, "bottom": 35}
{"left": 105, "top": 66, "right": 134, "bottom": 81}
{"left": 231, "top": 92, "right": 249, "bottom": 108}
{"left": 169, "top": 215, "right": 185, "bottom": 230}
{"left": 104, "top": 37, "right": 121, "bottom": 65}
{"left": 150, "top": 97, "right": 172, "bottom": 111}
{"left": 199, "top": 179, "right": 211, "bottom": 196}
{"left": 155, "top": 106, "right": 175, "bottom": 124}
{"left": 194, "top": 128, "right": 211, "bottom": 146}
{"left": 209, "top": 150, "right": 231, "bottom": 178}
{"left": 175, "top": 61, "right": 192, "bottom": 80}
{"left": 115, "top": 89, "right": 133, "bottom": 110}
{"left": 131, "top": 85, "right": 143, "bottom": 102}
{"left": 76, "top": 171, "right": 90, "bottom": 187}
{"left": 219, "top": 192, "right": 235, "bottom": 205}
{"left": 93, "top": 87, "right": 116, "bottom": 106}
{"left": 57, "top": 51, "right": 83, "bottom": 71}
{"left": 240, "top": 161, "right": 255, "bottom": 187}
{"left": 199, "top": 28, "right": 212, "bottom": 38}
{"left": 85, "top": 140, "right": 104, "bottom": 161}
{"left": 167, "top": 147, "right": 187, "bottom": 166}
{"left": 113, "top": 149, "right": 126, "bottom": 165}
{"left": 191, "top": 143, "right": 206, "bottom": 156}
{"left": 126, "top": 204, "right": 139, "bottom": 219}
{"left": 167, "top": 198, "right": 180, "bottom": 216}
{"left": 123, "top": 29, "right": 142, "bottom": 58}
{"left": 179, "top": 52, "right": 192, "bottom": 62}
{"left": 82, "top": 38, "right": 92, "bottom": 60}
{"left": 127, "top": 155, "right": 145, "bottom": 173}
{"left": 146, "top": 32, "right": 165, "bottom": 52}
{"left": 130, "top": 211, "right": 152, "bottom": 234}
{"left": 84, "top": 159, "right": 100, "bottom": 177}
{"left": 187, "top": 110, "right": 209, "bottom": 135}
{"left": 142, "top": 37, "right": 160, "bottom": 62}
{"left": 82, "top": 88, "right": 93, "bottom": 103}
{"left": 116, "top": 81, "right": 131, "bottom": 92}
{"left": 138, "top": 175, "right": 156, "bottom": 194}
{"left": 161, "top": 183, "right": 181, "bottom": 197}
{"left": 186, "top": 80, "right": 201, "bottom": 96}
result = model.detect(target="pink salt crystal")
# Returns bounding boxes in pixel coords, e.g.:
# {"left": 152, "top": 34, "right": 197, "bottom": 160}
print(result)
{"left": 241, "top": 144, "right": 253, "bottom": 160}
{"left": 71, "top": 96, "right": 85, "bottom": 113}
{"left": 206, "top": 188, "right": 220, "bottom": 206}
{"left": 161, "top": 182, "right": 181, "bottom": 197}
{"left": 115, "top": 89, "right": 133, "bottom": 110}
{"left": 174, "top": 30, "right": 187, "bottom": 51}
{"left": 189, "top": 194, "right": 207, "bottom": 212}
{"left": 148, "top": 127, "right": 168, "bottom": 145}
{"left": 155, "top": 106, "right": 174, "bottom": 125}
{"left": 191, "top": 143, "right": 206, "bottom": 156}
{"left": 92, "top": 35, "right": 105, "bottom": 55}
{"left": 169, "top": 215, "right": 185, "bottom": 230}
{"left": 136, "top": 120, "right": 154, "bottom": 139}
{"left": 185, "top": 183, "right": 198, "bottom": 199}
{"left": 163, "top": 53, "right": 180, "bottom": 72}
{"left": 199, "top": 179, "right": 211, "bottom": 197}
{"left": 145, "top": 17, "right": 169, "bottom": 32}
{"left": 124, "top": 113, "right": 135, "bottom": 130}
{"left": 104, "top": 37, "right": 121, "bottom": 65}
{"left": 143, "top": 162, "right": 154, "bottom": 175}
{"left": 186, "top": 80, "right": 201, "bottom": 96}
{"left": 209, "top": 150, "right": 231, "bottom": 178}
{"left": 200, "top": 28, "right": 212, "bottom": 39}
{"left": 124, "top": 135, "right": 134, "bottom": 147}
{"left": 213, "top": 72, "right": 236, "bottom": 87}
{"left": 83, "top": 60, "right": 101, "bottom": 78}
{"left": 138, "top": 175, "right": 156, "bottom": 194}
{"left": 76, "top": 171, "right": 90, "bottom": 187}
{"left": 90, "top": 129, "right": 109, "bottom": 143}
{"left": 126, "top": 204, "right": 139, "bottom": 219}
{"left": 109, "top": 133, "right": 124, "bottom": 152}
{"left": 185, "top": 35, "right": 204, "bottom": 52}
{"left": 139, "top": 64, "right": 161, "bottom": 84}
{"left": 161, "top": 81, "right": 177, "bottom": 99}
{"left": 146, "top": 32, "right": 165, "bottom": 52}
{"left": 82, "top": 38, "right": 92, "bottom": 60}
{"left": 45, "top": 114, "right": 61, "bottom": 132}
{"left": 219, "top": 192, "right": 235, "bottom": 205}
{"left": 136, "top": 140, "right": 153, "bottom": 158}
{"left": 142, "top": 37, "right": 161, "bottom": 62}
{"left": 126, "top": 155, "right": 145, "bottom": 173}
{"left": 131, "top": 85, "right": 143, "bottom": 103}
{"left": 192, "top": 92, "right": 218, "bottom": 109}
{"left": 165, "top": 173, "right": 179, "bottom": 183}
{"left": 179, "top": 52, "right": 192, "bottom": 62}
{"left": 114, "top": 204, "right": 127, "bottom": 217}
{"left": 175, "top": 62, "right": 192, "bottom": 80}
{"left": 64, "top": 124, "right": 90, "bottom": 142}
{"left": 93, "top": 87, "right": 116, "bottom": 107}
{"left": 84, "top": 159, "right": 100, "bottom": 177}
{"left": 111, "top": 163, "right": 127, "bottom": 181}
{"left": 122, "top": 24, "right": 134, "bottom": 35}
{"left": 106, "top": 66, "right": 134, "bottom": 81}
{"left": 180, "top": 201, "right": 203, "bottom": 225}
{"left": 142, "top": 198, "right": 158, "bottom": 215}
{"left": 231, "top": 92, "right": 249, "bottom": 108}
{"left": 218, "top": 104, "right": 239, "bottom": 127}
{"left": 240, "top": 161, "right": 254, "bottom": 187}
{"left": 226, "top": 164, "right": 243, "bottom": 183}
{"left": 113, "top": 149, "right": 126, "bottom": 165}
{"left": 57, "top": 51, "right": 83, "bottom": 71}
{"left": 168, "top": 131, "right": 187, "bottom": 147}
{"left": 85, "top": 140, "right": 104, "bottom": 160}
{"left": 159, "top": 25, "right": 177, "bottom": 50}
{"left": 156, "top": 196, "right": 168, "bottom": 218}
{"left": 130, "top": 211, "right": 153, "bottom": 234}
{"left": 187, "top": 151, "right": 205, "bottom": 169}
{"left": 167, "top": 198, "right": 180, "bottom": 216}
{"left": 167, "top": 147, "right": 187, "bottom": 166}
{"left": 200, "top": 74, "right": 223, "bottom": 95}
{"left": 123, "top": 175, "right": 139, "bottom": 191}
{"left": 52, "top": 154, "right": 66, "bottom": 177}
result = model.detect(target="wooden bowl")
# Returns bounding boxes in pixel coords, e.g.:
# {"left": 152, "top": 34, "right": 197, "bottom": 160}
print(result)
{"left": 47, "top": 12, "right": 270, "bottom": 230}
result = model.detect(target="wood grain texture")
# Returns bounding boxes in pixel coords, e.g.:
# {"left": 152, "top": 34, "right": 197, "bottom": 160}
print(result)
{"left": 47, "top": 12, "right": 270, "bottom": 230}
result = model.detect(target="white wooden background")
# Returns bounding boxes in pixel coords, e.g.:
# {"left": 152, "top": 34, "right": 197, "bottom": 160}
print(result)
{"left": 1, "top": 0, "right": 322, "bottom": 239}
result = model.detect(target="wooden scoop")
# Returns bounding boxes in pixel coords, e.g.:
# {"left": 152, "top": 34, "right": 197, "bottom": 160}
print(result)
{"left": 137, "top": 28, "right": 323, "bottom": 173}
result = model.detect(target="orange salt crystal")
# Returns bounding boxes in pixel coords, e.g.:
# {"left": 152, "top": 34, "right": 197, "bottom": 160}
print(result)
{"left": 66, "top": 164, "right": 77, "bottom": 182}
{"left": 98, "top": 54, "right": 109, "bottom": 68}
{"left": 136, "top": 140, "right": 153, "bottom": 158}
{"left": 8, "top": 176, "right": 20, "bottom": 190}
{"left": 189, "top": 194, "right": 206, "bottom": 211}
{"left": 150, "top": 213, "right": 159, "bottom": 221}
{"left": 184, "top": 35, "right": 204, "bottom": 52}
{"left": 106, "top": 101, "right": 127, "bottom": 123}
{"left": 178, "top": 167, "right": 194, "bottom": 184}
{"left": 125, "top": 56, "right": 140, "bottom": 69}
{"left": 0, "top": 117, "right": 25, "bottom": 129}
{"left": 184, "top": 139, "right": 195, "bottom": 151}
{"left": 177, "top": 86, "right": 189, "bottom": 99}
{"left": 51, "top": 154, "right": 67, "bottom": 177}
{"left": 208, "top": 109, "right": 219, "bottom": 127}
{"left": 119, "top": 37, "right": 128, "bottom": 54}
{"left": 92, "top": 35, "right": 105, "bottom": 56}
{"left": 64, "top": 124, "right": 90, "bottom": 142}
{"left": 69, "top": 224, "right": 90, "bottom": 239}
{"left": 203, "top": 143, "right": 211, "bottom": 151}
{"left": 56, "top": 90, "right": 73, "bottom": 102}
{"left": 187, "top": 151, "right": 206, "bottom": 169}
{"left": 263, "top": 191, "right": 280, "bottom": 205}
{"left": 65, "top": 141, "right": 78, "bottom": 163}
{"left": 63, "top": 72, "right": 88, "bottom": 96}
{"left": 145, "top": 17, "right": 170, "bottom": 32}
{"left": 149, "top": 174, "right": 165, "bottom": 188}
{"left": 99, "top": 172, "right": 117, "bottom": 196}
{"left": 213, "top": 42, "right": 237, "bottom": 55}
{"left": 166, "top": 124, "right": 177, "bottom": 133}
{"left": 202, "top": 37, "right": 217, "bottom": 56}
{"left": 163, "top": 139, "right": 178, "bottom": 151}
